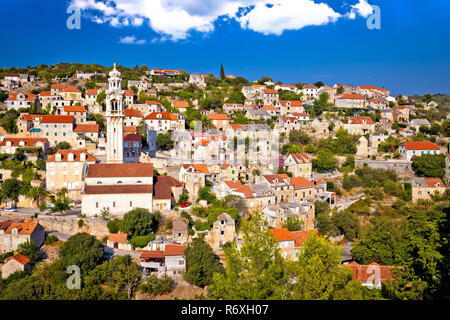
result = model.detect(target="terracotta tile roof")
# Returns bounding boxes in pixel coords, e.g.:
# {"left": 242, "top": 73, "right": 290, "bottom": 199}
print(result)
{"left": 344, "top": 262, "right": 397, "bottom": 283}
{"left": 401, "top": 141, "right": 439, "bottom": 150}
{"left": 19, "top": 114, "right": 42, "bottom": 121}
{"left": 7, "top": 92, "right": 37, "bottom": 101}
{"left": 62, "top": 85, "right": 80, "bottom": 93}
{"left": 229, "top": 124, "right": 243, "bottom": 130}
{"left": 124, "top": 126, "right": 137, "bottom": 133}
{"left": 40, "top": 115, "right": 74, "bottom": 124}
{"left": 144, "top": 112, "right": 175, "bottom": 120}
{"left": 63, "top": 105, "right": 86, "bottom": 113}
{"left": 280, "top": 100, "right": 303, "bottom": 107}
{"left": 73, "top": 123, "right": 99, "bottom": 133}
{"left": 124, "top": 133, "right": 141, "bottom": 142}
{"left": 337, "top": 93, "right": 365, "bottom": 100}
{"left": 252, "top": 84, "right": 266, "bottom": 89}
{"left": 263, "top": 89, "right": 278, "bottom": 94}
{"left": 270, "top": 228, "right": 295, "bottom": 241}
{"left": 291, "top": 112, "right": 310, "bottom": 117}
{"left": 349, "top": 116, "right": 375, "bottom": 125}
{"left": 164, "top": 244, "right": 187, "bottom": 256}
{"left": 140, "top": 250, "right": 165, "bottom": 259}
{"left": 423, "top": 177, "right": 444, "bottom": 188}
{"left": 39, "top": 91, "right": 51, "bottom": 97}
{"left": 51, "top": 84, "right": 66, "bottom": 90}
{"left": 124, "top": 108, "right": 143, "bottom": 118}
{"left": 208, "top": 113, "right": 229, "bottom": 120}
{"left": 47, "top": 150, "right": 96, "bottom": 162}
{"left": 263, "top": 174, "right": 290, "bottom": 184}
{"left": 290, "top": 177, "right": 315, "bottom": 188}
{"left": 291, "top": 230, "right": 318, "bottom": 247}
{"left": 0, "top": 137, "right": 47, "bottom": 147}
{"left": 232, "top": 185, "right": 255, "bottom": 198}
{"left": 392, "top": 106, "right": 408, "bottom": 110}
{"left": 3, "top": 73, "right": 20, "bottom": 77}
{"left": 182, "top": 164, "right": 209, "bottom": 173}
{"left": 261, "top": 105, "right": 280, "bottom": 111}
{"left": 84, "top": 184, "right": 153, "bottom": 195}
{"left": 124, "top": 90, "right": 134, "bottom": 96}
{"left": 5, "top": 222, "right": 39, "bottom": 235}
{"left": 0, "top": 220, "right": 12, "bottom": 231}
{"left": 86, "top": 89, "right": 101, "bottom": 95}
{"left": 5, "top": 253, "right": 30, "bottom": 266}
{"left": 303, "top": 84, "right": 318, "bottom": 89}
{"left": 173, "top": 101, "right": 189, "bottom": 108}
{"left": 145, "top": 100, "right": 160, "bottom": 105}
{"left": 224, "top": 181, "right": 243, "bottom": 189}
{"left": 153, "top": 176, "right": 183, "bottom": 200}
{"left": 358, "top": 85, "right": 377, "bottom": 90}
{"left": 86, "top": 163, "right": 153, "bottom": 178}
{"left": 108, "top": 233, "right": 128, "bottom": 243}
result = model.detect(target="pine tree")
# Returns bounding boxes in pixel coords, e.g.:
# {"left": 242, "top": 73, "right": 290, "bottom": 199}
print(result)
{"left": 220, "top": 64, "right": 225, "bottom": 80}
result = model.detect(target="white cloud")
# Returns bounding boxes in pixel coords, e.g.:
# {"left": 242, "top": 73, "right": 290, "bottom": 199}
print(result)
{"left": 237, "top": 0, "right": 341, "bottom": 35}
{"left": 71, "top": 0, "right": 373, "bottom": 41}
{"left": 119, "top": 35, "right": 147, "bottom": 45}
{"left": 349, "top": 0, "right": 374, "bottom": 19}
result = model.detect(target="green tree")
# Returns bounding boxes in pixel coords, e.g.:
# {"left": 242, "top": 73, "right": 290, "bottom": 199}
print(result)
{"left": 120, "top": 208, "right": 160, "bottom": 237}
{"left": 1, "top": 178, "right": 22, "bottom": 206}
{"left": 198, "top": 186, "right": 217, "bottom": 204}
{"left": 331, "top": 210, "right": 360, "bottom": 241}
{"left": 209, "top": 213, "right": 286, "bottom": 299}
{"left": 28, "top": 186, "right": 49, "bottom": 208}
{"left": 55, "top": 141, "right": 71, "bottom": 150}
{"left": 184, "top": 238, "right": 224, "bottom": 287}
{"left": 220, "top": 64, "right": 225, "bottom": 80}
{"left": 412, "top": 154, "right": 445, "bottom": 179}
{"left": 17, "top": 240, "right": 39, "bottom": 264}
{"left": 156, "top": 133, "right": 174, "bottom": 150}
{"left": 289, "top": 130, "right": 310, "bottom": 145}
{"left": 313, "top": 150, "right": 338, "bottom": 173}
{"left": 59, "top": 232, "right": 105, "bottom": 275}
{"left": 283, "top": 215, "right": 304, "bottom": 231}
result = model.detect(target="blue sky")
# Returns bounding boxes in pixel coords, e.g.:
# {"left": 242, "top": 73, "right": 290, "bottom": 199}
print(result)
{"left": 0, "top": 0, "right": 449, "bottom": 95}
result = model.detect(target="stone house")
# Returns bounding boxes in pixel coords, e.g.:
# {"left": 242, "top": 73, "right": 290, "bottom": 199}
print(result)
{"left": 399, "top": 141, "right": 440, "bottom": 161}
{"left": 262, "top": 89, "right": 279, "bottom": 105}
{"left": 1, "top": 253, "right": 32, "bottom": 278}
{"left": 61, "top": 105, "right": 87, "bottom": 123}
{"left": 206, "top": 213, "right": 236, "bottom": 250}
{"left": 283, "top": 153, "right": 312, "bottom": 178}
{"left": 262, "top": 174, "right": 294, "bottom": 204}
{"left": 411, "top": 177, "right": 446, "bottom": 202}
{"left": 107, "top": 233, "right": 133, "bottom": 251}
{"left": 39, "top": 115, "right": 76, "bottom": 147}
{"left": 208, "top": 113, "right": 230, "bottom": 131}
{"left": 172, "top": 220, "right": 188, "bottom": 244}
{"left": 46, "top": 149, "right": 97, "bottom": 201}
{"left": 336, "top": 94, "right": 366, "bottom": 109}
{"left": 0, "top": 221, "right": 45, "bottom": 253}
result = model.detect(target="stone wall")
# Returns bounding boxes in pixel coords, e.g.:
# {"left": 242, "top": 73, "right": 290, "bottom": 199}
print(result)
{"left": 37, "top": 215, "right": 109, "bottom": 239}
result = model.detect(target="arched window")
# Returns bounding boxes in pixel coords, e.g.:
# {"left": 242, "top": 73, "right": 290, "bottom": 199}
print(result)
{"left": 117, "top": 181, "right": 123, "bottom": 184}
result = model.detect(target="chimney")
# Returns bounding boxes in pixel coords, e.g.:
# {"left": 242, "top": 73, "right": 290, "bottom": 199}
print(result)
{"left": 68, "top": 153, "right": 74, "bottom": 161}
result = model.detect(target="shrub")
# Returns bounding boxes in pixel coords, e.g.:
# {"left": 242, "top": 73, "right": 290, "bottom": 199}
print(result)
{"left": 139, "top": 275, "right": 173, "bottom": 295}
{"left": 129, "top": 234, "right": 156, "bottom": 248}
{"left": 44, "top": 235, "right": 59, "bottom": 245}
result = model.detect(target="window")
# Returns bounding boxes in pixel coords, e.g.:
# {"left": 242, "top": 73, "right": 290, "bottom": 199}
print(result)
{"left": 117, "top": 181, "right": 123, "bottom": 184}
{"left": 113, "top": 202, "right": 116, "bottom": 208}
{"left": 130, "top": 201, "right": 133, "bottom": 207}
{"left": 179, "top": 260, "right": 184, "bottom": 265}
{"left": 96, "top": 202, "right": 98, "bottom": 208}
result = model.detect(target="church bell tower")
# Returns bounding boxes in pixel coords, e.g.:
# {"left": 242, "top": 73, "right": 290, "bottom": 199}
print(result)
{"left": 106, "top": 63, "right": 124, "bottom": 163}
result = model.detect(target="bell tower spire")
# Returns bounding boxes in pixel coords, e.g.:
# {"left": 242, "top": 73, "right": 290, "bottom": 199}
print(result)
{"left": 105, "top": 63, "right": 124, "bottom": 163}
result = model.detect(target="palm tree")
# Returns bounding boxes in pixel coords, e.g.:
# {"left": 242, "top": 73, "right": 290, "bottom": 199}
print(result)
{"left": 28, "top": 186, "right": 49, "bottom": 208}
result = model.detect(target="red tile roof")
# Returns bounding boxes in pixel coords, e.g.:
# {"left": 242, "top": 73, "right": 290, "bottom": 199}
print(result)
{"left": 7, "top": 92, "right": 37, "bottom": 101}
{"left": 84, "top": 184, "right": 153, "bottom": 195}
{"left": 39, "top": 91, "right": 51, "bottom": 97}
{"left": 40, "top": 115, "right": 74, "bottom": 124}
{"left": 358, "top": 85, "right": 377, "bottom": 90}
{"left": 263, "top": 89, "right": 278, "bottom": 94}
{"left": 208, "top": 113, "right": 229, "bottom": 120}
{"left": 124, "top": 108, "right": 143, "bottom": 118}
{"left": 86, "top": 163, "right": 153, "bottom": 178}
{"left": 47, "top": 150, "right": 96, "bottom": 162}
{"left": 349, "top": 116, "right": 375, "bottom": 125}
{"left": 263, "top": 174, "right": 290, "bottom": 184}
{"left": 423, "top": 177, "right": 444, "bottom": 188}
{"left": 124, "top": 133, "right": 141, "bottom": 142}
{"left": 232, "top": 185, "right": 255, "bottom": 198}
{"left": 140, "top": 250, "right": 165, "bottom": 259}
{"left": 5, "top": 253, "right": 30, "bottom": 265}
{"left": 289, "top": 153, "right": 311, "bottom": 164}
{"left": 73, "top": 123, "right": 99, "bottom": 133}
{"left": 153, "top": 176, "right": 184, "bottom": 200}
{"left": 280, "top": 100, "right": 303, "bottom": 107}
{"left": 164, "top": 244, "right": 187, "bottom": 256}
{"left": 290, "top": 177, "right": 315, "bottom": 188}
{"left": 338, "top": 93, "right": 365, "bottom": 100}
{"left": 51, "top": 84, "right": 66, "bottom": 90}
{"left": 173, "top": 101, "right": 189, "bottom": 108}
{"left": 182, "top": 164, "right": 209, "bottom": 173}
{"left": 144, "top": 112, "right": 175, "bottom": 120}
{"left": 401, "top": 141, "right": 439, "bottom": 150}
{"left": 124, "top": 90, "right": 134, "bottom": 96}
{"left": 224, "top": 181, "right": 243, "bottom": 189}
{"left": 291, "top": 230, "right": 318, "bottom": 247}
{"left": 270, "top": 228, "right": 295, "bottom": 241}
{"left": 63, "top": 105, "right": 86, "bottom": 113}
{"left": 145, "top": 100, "right": 160, "bottom": 105}
{"left": 86, "top": 89, "right": 102, "bottom": 95}
{"left": 124, "top": 126, "right": 137, "bottom": 133}
{"left": 344, "top": 262, "right": 397, "bottom": 283}
{"left": 0, "top": 137, "right": 47, "bottom": 147}
{"left": 5, "top": 222, "right": 39, "bottom": 235}
{"left": 62, "top": 86, "right": 81, "bottom": 93}
{"left": 108, "top": 233, "right": 128, "bottom": 243}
